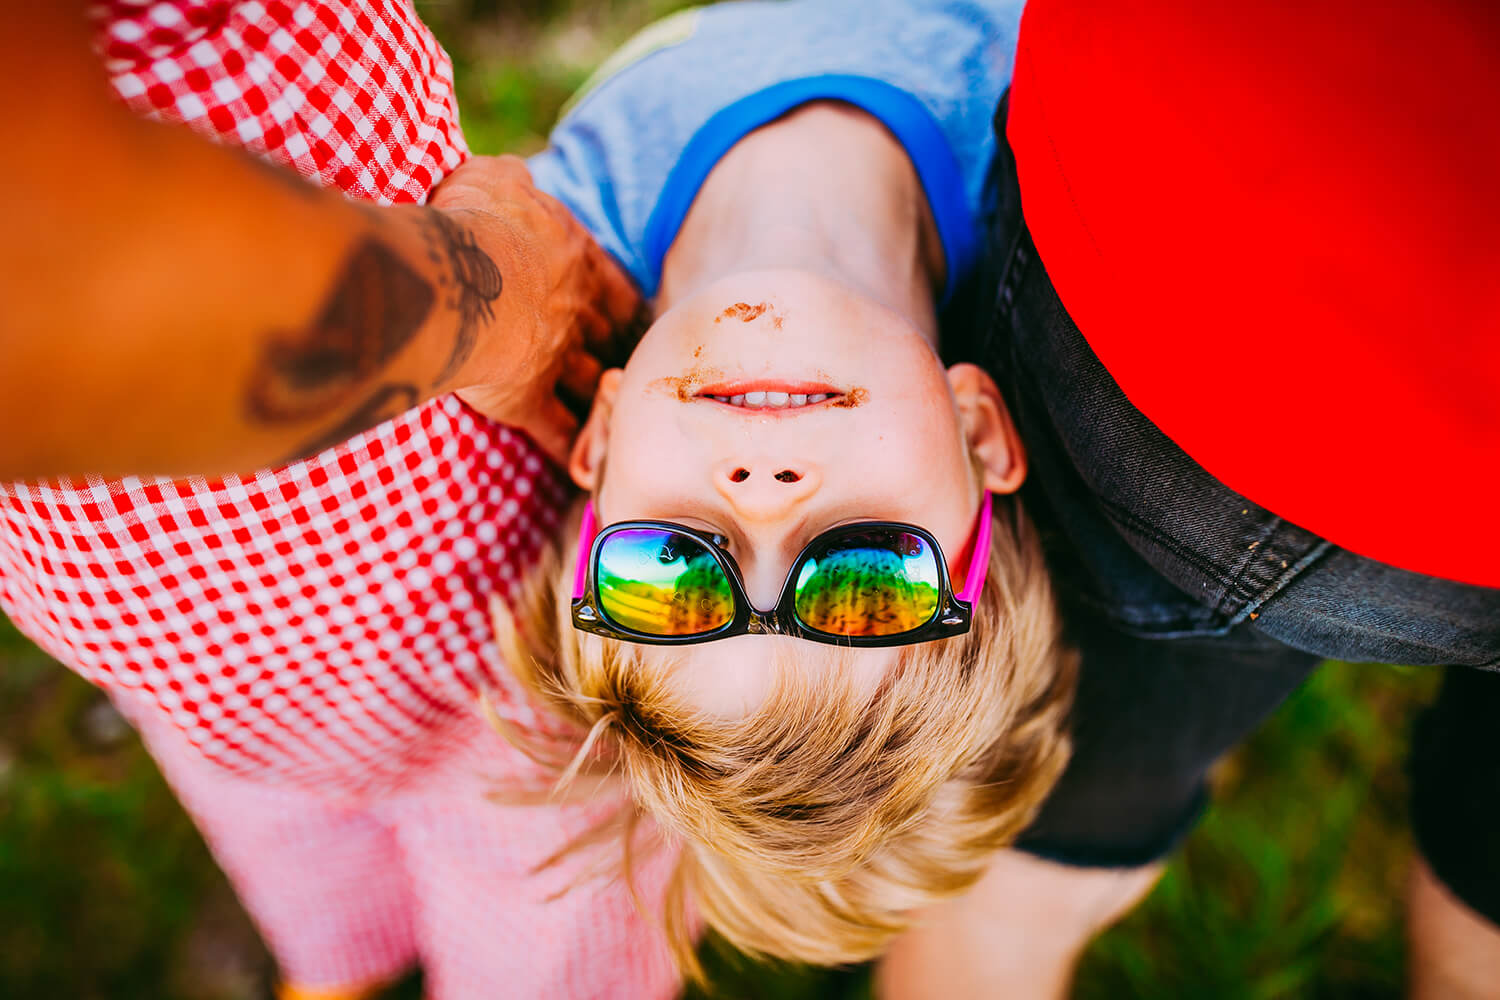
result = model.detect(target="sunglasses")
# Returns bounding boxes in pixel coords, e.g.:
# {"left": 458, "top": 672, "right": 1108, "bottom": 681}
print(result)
{"left": 569, "top": 493, "right": 992, "bottom": 647}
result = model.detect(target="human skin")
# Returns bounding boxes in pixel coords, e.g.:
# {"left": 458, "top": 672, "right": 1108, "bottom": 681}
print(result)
{"left": 877, "top": 851, "right": 1163, "bottom": 1000}
{"left": 1408, "top": 855, "right": 1500, "bottom": 1000}
{"left": 567, "top": 102, "right": 1026, "bottom": 717}
{"left": 0, "top": 4, "right": 640, "bottom": 480}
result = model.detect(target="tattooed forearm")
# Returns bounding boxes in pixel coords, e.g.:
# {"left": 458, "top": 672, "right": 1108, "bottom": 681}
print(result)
{"left": 275, "top": 383, "right": 421, "bottom": 464}
{"left": 244, "top": 208, "right": 501, "bottom": 464}
{"left": 420, "top": 211, "right": 503, "bottom": 385}
{"left": 247, "top": 149, "right": 321, "bottom": 199}
{"left": 245, "top": 240, "right": 434, "bottom": 422}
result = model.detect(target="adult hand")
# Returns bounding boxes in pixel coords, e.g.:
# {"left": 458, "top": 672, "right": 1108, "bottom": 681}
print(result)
{"left": 0, "top": 5, "right": 643, "bottom": 483}
{"left": 427, "top": 155, "right": 645, "bottom": 463}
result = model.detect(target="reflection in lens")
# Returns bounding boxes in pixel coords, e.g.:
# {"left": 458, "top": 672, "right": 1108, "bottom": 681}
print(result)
{"left": 596, "top": 528, "right": 734, "bottom": 636}
{"left": 793, "top": 530, "right": 940, "bottom": 636}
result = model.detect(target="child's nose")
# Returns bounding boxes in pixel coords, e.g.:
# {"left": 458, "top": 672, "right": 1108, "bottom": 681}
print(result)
{"left": 713, "top": 460, "right": 820, "bottom": 521}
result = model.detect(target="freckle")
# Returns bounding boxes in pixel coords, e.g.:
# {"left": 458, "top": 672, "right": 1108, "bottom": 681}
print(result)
{"left": 693, "top": 345, "right": 703, "bottom": 358}
{"left": 719, "top": 301, "right": 772, "bottom": 323}
{"left": 771, "top": 315, "right": 784, "bottom": 330}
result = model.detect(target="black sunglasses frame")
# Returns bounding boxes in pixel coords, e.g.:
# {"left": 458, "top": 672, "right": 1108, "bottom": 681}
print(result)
{"left": 571, "top": 518, "right": 974, "bottom": 648}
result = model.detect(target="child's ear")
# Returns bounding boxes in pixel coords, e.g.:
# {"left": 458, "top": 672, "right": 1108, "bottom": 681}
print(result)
{"left": 569, "top": 369, "right": 622, "bottom": 491}
{"left": 947, "top": 363, "right": 1026, "bottom": 494}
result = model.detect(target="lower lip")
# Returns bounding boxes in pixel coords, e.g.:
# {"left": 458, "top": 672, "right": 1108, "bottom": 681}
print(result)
{"left": 696, "top": 380, "right": 840, "bottom": 396}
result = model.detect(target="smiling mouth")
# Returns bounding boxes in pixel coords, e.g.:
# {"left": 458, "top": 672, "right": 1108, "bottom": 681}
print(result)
{"left": 694, "top": 381, "right": 843, "bottom": 411}
{"left": 702, "top": 390, "right": 837, "bottom": 409}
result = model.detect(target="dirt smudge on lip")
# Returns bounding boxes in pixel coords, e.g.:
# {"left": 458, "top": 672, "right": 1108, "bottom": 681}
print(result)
{"left": 714, "top": 301, "right": 774, "bottom": 324}
{"left": 830, "top": 387, "right": 869, "bottom": 408}
{"left": 650, "top": 362, "right": 725, "bottom": 403}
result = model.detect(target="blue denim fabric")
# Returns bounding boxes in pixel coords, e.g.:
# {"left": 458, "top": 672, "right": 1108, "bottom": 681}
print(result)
{"left": 966, "top": 96, "right": 1500, "bottom": 920}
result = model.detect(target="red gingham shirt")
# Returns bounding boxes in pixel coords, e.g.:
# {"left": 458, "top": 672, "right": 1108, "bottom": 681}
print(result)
{"left": 1, "top": 0, "right": 570, "bottom": 798}
{"left": 0, "top": 7, "right": 684, "bottom": 994}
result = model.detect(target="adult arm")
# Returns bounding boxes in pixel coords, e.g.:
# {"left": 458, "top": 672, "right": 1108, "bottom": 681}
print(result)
{"left": 0, "top": 5, "right": 639, "bottom": 482}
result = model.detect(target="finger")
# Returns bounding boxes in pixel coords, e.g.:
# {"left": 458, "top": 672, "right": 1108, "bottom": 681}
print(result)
{"left": 576, "top": 295, "right": 642, "bottom": 371}
{"left": 521, "top": 182, "right": 641, "bottom": 349}
{"left": 490, "top": 154, "right": 533, "bottom": 181}
{"left": 585, "top": 241, "right": 645, "bottom": 333}
{"left": 429, "top": 154, "right": 533, "bottom": 211}
{"left": 558, "top": 350, "right": 606, "bottom": 419}
{"left": 522, "top": 396, "right": 580, "bottom": 468}
{"left": 583, "top": 292, "right": 650, "bottom": 369}
{"left": 619, "top": 298, "right": 653, "bottom": 354}
{"left": 574, "top": 303, "right": 615, "bottom": 355}
{"left": 426, "top": 157, "right": 486, "bottom": 208}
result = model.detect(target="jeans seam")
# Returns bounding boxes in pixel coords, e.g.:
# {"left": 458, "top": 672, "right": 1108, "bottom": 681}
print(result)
{"left": 1209, "top": 515, "right": 1295, "bottom": 618}
{"left": 1228, "top": 539, "right": 1335, "bottom": 626}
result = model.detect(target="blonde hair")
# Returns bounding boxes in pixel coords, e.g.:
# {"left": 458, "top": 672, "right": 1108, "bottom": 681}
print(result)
{"left": 491, "top": 494, "right": 1075, "bottom": 976}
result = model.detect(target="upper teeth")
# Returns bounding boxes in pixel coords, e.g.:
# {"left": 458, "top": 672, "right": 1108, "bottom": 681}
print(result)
{"left": 710, "top": 392, "right": 831, "bottom": 409}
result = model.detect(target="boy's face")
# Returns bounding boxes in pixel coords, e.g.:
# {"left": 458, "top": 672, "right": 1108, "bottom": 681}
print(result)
{"left": 571, "top": 270, "right": 1024, "bottom": 716}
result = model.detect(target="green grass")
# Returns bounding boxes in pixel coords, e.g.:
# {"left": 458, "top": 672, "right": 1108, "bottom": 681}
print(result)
{"left": 1073, "top": 662, "right": 1433, "bottom": 1000}
{"left": 417, "top": 0, "right": 701, "bottom": 156}
{"left": 0, "top": 616, "right": 264, "bottom": 1000}
{"left": 0, "top": 1, "right": 1442, "bottom": 996}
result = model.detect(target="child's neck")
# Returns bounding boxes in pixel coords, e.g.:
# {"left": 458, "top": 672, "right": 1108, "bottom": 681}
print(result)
{"left": 656, "top": 103, "right": 945, "bottom": 343}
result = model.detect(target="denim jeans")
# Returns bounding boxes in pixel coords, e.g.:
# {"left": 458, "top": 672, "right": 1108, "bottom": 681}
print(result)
{"left": 963, "top": 96, "right": 1500, "bottom": 922}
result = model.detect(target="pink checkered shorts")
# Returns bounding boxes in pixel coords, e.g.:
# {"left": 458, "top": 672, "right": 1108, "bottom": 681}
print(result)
{"left": 0, "top": 3, "right": 677, "bottom": 995}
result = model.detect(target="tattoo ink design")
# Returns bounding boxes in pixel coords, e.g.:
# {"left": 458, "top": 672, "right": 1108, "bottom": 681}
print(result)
{"left": 276, "top": 384, "right": 421, "bottom": 465}
{"left": 246, "top": 240, "right": 434, "bottom": 423}
{"left": 421, "top": 212, "right": 503, "bottom": 386}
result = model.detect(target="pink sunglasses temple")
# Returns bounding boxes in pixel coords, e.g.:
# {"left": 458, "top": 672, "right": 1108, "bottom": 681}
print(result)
{"left": 570, "top": 500, "right": 599, "bottom": 601}
{"left": 955, "top": 491, "right": 993, "bottom": 605}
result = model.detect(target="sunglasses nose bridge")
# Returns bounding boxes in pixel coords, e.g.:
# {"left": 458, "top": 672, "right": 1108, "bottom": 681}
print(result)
{"left": 743, "top": 606, "right": 791, "bottom": 636}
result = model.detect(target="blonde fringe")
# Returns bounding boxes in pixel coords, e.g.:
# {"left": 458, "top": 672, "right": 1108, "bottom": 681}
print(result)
{"left": 486, "top": 495, "right": 1076, "bottom": 980}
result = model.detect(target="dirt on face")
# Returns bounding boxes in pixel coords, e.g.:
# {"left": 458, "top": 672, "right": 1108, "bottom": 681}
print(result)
{"left": 714, "top": 301, "right": 774, "bottom": 323}
{"left": 650, "top": 362, "right": 726, "bottom": 402}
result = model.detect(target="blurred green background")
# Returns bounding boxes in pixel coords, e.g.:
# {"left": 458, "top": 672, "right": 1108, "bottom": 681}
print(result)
{"left": 0, "top": 1, "right": 1438, "bottom": 997}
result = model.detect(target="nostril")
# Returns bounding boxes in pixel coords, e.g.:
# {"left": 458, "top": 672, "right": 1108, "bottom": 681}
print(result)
{"left": 730, "top": 468, "right": 750, "bottom": 482}
{"left": 774, "top": 470, "right": 801, "bottom": 483}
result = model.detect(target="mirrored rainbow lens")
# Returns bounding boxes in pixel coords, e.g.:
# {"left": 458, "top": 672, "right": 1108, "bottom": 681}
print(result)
{"left": 596, "top": 528, "right": 735, "bottom": 636}
{"left": 792, "top": 529, "right": 941, "bottom": 637}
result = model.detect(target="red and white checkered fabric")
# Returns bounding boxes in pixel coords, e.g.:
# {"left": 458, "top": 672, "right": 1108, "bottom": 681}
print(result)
{"left": 93, "top": 0, "right": 465, "bottom": 203}
{"left": 0, "top": 4, "right": 679, "bottom": 995}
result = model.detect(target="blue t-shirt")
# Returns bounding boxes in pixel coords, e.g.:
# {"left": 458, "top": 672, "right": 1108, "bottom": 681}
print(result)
{"left": 527, "top": 0, "right": 1024, "bottom": 304}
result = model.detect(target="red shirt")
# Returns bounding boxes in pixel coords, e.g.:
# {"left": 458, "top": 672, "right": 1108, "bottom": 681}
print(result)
{"left": 2, "top": 0, "right": 566, "bottom": 794}
{"left": 1007, "top": 0, "right": 1500, "bottom": 588}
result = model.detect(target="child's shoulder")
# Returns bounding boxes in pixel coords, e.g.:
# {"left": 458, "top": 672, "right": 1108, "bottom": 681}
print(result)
{"left": 560, "top": 0, "right": 1024, "bottom": 118}
{"left": 528, "top": 0, "right": 1025, "bottom": 296}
